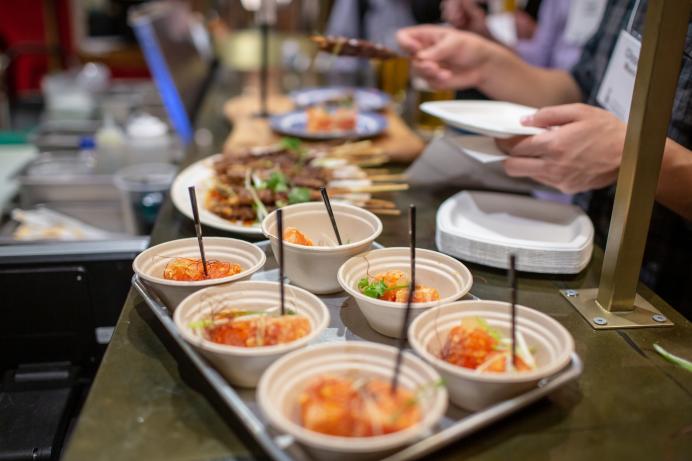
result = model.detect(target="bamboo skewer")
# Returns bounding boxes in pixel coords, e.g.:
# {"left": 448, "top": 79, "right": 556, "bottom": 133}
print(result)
{"left": 353, "top": 155, "right": 390, "bottom": 167}
{"left": 364, "top": 174, "right": 408, "bottom": 182}
{"left": 331, "top": 174, "right": 406, "bottom": 183}
{"left": 366, "top": 208, "right": 402, "bottom": 216}
{"left": 365, "top": 198, "right": 397, "bottom": 209}
{"left": 329, "top": 174, "right": 406, "bottom": 183}
{"left": 329, "top": 183, "right": 409, "bottom": 194}
{"left": 362, "top": 168, "right": 391, "bottom": 175}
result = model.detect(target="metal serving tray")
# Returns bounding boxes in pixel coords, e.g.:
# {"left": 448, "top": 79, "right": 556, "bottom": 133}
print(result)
{"left": 132, "top": 241, "right": 582, "bottom": 461}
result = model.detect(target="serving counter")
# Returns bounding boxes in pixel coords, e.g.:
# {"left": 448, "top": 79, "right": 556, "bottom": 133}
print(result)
{"left": 62, "top": 79, "right": 692, "bottom": 460}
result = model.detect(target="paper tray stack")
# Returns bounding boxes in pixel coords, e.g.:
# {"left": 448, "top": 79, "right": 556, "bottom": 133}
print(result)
{"left": 435, "top": 191, "right": 594, "bottom": 274}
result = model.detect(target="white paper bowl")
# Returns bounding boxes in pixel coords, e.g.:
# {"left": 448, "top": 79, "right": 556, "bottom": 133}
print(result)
{"left": 408, "top": 300, "right": 574, "bottom": 411}
{"left": 174, "top": 281, "right": 329, "bottom": 387}
{"left": 337, "top": 247, "right": 473, "bottom": 337}
{"left": 133, "top": 237, "right": 266, "bottom": 309}
{"left": 257, "top": 342, "right": 447, "bottom": 460}
{"left": 261, "top": 202, "right": 382, "bottom": 294}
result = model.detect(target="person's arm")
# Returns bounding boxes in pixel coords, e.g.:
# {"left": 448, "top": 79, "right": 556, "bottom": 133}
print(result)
{"left": 479, "top": 50, "right": 582, "bottom": 106}
{"left": 657, "top": 139, "right": 692, "bottom": 221}
{"left": 397, "top": 25, "right": 582, "bottom": 107}
{"left": 497, "top": 104, "right": 692, "bottom": 221}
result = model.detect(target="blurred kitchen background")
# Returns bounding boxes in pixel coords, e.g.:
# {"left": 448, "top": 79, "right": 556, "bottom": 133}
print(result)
{"left": 0, "top": 1, "right": 346, "bottom": 459}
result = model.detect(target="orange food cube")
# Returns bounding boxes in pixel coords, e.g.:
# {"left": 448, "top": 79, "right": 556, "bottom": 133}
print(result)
{"left": 283, "top": 227, "right": 314, "bottom": 246}
{"left": 163, "top": 258, "right": 243, "bottom": 281}
{"left": 299, "top": 375, "right": 421, "bottom": 437}
{"left": 394, "top": 286, "right": 441, "bottom": 303}
{"left": 207, "top": 315, "right": 310, "bottom": 347}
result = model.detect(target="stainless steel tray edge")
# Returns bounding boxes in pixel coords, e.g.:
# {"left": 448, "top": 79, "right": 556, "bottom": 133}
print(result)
{"left": 132, "top": 273, "right": 582, "bottom": 461}
{"left": 383, "top": 354, "right": 583, "bottom": 461}
{"left": 132, "top": 275, "right": 294, "bottom": 461}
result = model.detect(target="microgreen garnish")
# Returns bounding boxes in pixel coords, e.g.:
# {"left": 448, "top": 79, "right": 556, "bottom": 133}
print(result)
{"left": 188, "top": 319, "right": 214, "bottom": 329}
{"left": 387, "top": 378, "right": 445, "bottom": 424}
{"left": 281, "top": 137, "right": 308, "bottom": 164}
{"left": 477, "top": 317, "right": 503, "bottom": 342}
{"left": 654, "top": 343, "right": 692, "bottom": 372}
{"left": 288, "top": 187, "right": 311, "bottom": 204}
{"left": 358, "top": 278, "right": 387, "bottom": 298}
{"left": 357, "top": 278, "right": 408, "bottom": 299}
{"left": 266, "top": 171, "right": 289, "bottom": 193}
{"left": 280, "top": 137, "right": 302, "bottom": 153}
{"left": 245, "top": 170, "right": 268, "bottom": 220}
{"left": 188, "top": 309, "right": 293, "bottom": 330}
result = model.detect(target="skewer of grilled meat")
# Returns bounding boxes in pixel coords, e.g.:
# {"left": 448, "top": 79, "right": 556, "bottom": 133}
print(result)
{"left": 310, "top": 35, "right": 400, "bottom": 60}
{"left": 206, "top": 183, "right": 323, "bottom": 222}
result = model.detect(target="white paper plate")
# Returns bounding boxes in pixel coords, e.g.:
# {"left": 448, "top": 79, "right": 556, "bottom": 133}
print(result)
{"left": 435, "top": 191, "right": 594, "bottom": 274}
{"left": 446, "top": 134, "right": 508, "bottom": 163}
{"left": 290, "top": 87, "right": 390, "bottom": 112}
{"left": 171, "top": 154, "right": 264, "bottom": 235}
{"left": 420, "top": 100, "right": 545, "bottom": 139}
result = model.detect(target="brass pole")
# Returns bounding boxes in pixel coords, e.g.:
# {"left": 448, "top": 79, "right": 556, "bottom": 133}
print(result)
{"left": 562, "top": 0, "right": 689, "bottom": 328}
{"left": 596, "top": 0, "right": 691, "bottom": 312}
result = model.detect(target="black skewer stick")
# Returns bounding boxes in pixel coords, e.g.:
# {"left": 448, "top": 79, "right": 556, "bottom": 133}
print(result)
{"left": 188, "top": 186, "right": 208, "bottom": 278}
{"left": 320, "top": 187, "right": 342, "bottom": 245}
{"left": 277, "top": 209, "right": 286, "bottom": 315}
{"left": 509, "top": 254, "right": 517, "bottom": 370}
{"left": 391, "top": 204, "right": 416, "bottom": 393}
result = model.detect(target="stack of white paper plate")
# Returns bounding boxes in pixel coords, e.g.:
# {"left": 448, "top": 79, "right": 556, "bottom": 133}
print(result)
{"left": 436, "top": 191, "right": 594, "bottom": 274}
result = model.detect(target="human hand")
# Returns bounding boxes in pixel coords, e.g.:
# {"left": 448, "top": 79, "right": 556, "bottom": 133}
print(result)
{"left": 497, "top": 104, "right": 627, "bottom": 193}
{"left": 397, "top": 25, "right": 505, "bottom": 90}
{"left": 442, "top": 0, "right": 491, "bottom": 37}
{"left": 513, "top": 10, "right": 537, "bottom": 40}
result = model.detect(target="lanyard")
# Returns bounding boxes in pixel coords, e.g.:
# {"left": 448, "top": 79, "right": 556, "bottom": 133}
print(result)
{"left": 626, "top": 0, "right": 644, "bottom": 40}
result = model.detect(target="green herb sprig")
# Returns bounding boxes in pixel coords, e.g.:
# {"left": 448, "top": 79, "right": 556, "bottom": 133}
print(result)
{"left": 654, "top": 343, "right": 692, "bottom": 372}
{"left": 265, "top": 171, "right": 289, "bottom": 193}
{"left": 281, "top": 137, "right": 308, "bottom": 164}
{"left": 288, "top": 186, "right": 311, "bottom": 204}
{"left": 357, "top": 278, "right": 408, "bottom": 299}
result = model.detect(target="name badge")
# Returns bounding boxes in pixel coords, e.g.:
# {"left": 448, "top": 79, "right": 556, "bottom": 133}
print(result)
{"left": 596, "top": 30, "right": 641, "bottom": 122}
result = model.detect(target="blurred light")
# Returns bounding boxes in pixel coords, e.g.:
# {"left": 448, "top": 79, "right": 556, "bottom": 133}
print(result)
{"left": 240, "top": 0, "right": 291, "bottom": 11}
{"left": 240, "top": 0, "right": 261, "bottom": 11}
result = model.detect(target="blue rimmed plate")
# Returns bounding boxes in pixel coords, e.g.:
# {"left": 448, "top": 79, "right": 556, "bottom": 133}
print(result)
{"left": 290, "top": 87, "right": 390, "bottom": 112}
{"left": 269, "top": 110, "right": 388, "bottom": 140}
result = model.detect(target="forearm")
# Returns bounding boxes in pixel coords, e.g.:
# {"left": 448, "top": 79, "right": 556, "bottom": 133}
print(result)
{"left": 478, "top": 47, "right": 583, "bottom": 107}
{"left": 657, "top": 139, "right": 692, "bottom": 221}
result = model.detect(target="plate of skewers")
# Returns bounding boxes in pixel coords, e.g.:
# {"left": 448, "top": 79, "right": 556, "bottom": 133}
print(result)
{"left": 310, "top": 34, "right": 401, "bottom": 60}
{"left": 171, "top": 138, "right": 407, "bottom": 235}
{"left": 275, "top": 85, "right": 388, "bottom": 140}
{"left": 270, "top": 109, "right": 387, "bottom": 141}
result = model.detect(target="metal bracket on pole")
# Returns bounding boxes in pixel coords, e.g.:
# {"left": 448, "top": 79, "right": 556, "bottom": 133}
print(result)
{"left": 562, "top": 0, "right": 691, "bottom": 329}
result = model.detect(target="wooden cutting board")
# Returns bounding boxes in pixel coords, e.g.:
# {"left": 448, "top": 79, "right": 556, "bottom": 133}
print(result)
{"left": 222, "top": 94, "right": 425, "bottom": 163}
